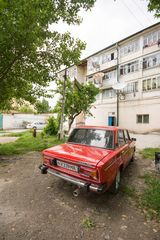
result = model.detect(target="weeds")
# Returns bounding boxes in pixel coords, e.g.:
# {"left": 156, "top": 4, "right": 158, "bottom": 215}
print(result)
{"left": 82, "top": 217, "right": 95, "bottom": 229}
{"left": 140, "top": 148, "right": 160, "bottom": 159}
{"left": 140, "top": 174, "right": 160, "bottom": 220}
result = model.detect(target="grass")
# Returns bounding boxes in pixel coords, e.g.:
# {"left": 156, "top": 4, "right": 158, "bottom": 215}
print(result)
{"left": 140, "top": 174, "right": 160, "bottom": 221}
{"left": 82, "top": 217, "right": 95, "bottom": 229}
{"left": 140, "top": 148, "right": 160, "bottom": 159}
{"left": 0, "top": 131, "right": 64, "bottom": 155}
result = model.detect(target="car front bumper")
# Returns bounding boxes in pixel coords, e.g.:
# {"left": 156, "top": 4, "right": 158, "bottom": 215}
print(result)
{"left": 39, "top": 164, "right": 107, "bottom": 193}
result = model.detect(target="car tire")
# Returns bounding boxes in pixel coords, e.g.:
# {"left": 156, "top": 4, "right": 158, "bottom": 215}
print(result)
{"left": 110, "top": 169, "right": 121, "bottom": 194}
{"left": 131, "top": 149, "right": 136, "bottom": 162}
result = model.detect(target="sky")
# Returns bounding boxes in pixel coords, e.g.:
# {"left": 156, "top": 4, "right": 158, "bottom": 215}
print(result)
{"left": 48, "top": 0, "right": 159, "bottom": 107}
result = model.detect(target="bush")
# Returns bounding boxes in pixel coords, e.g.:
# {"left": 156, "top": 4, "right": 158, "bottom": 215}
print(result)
{"left": 43, "top": 117, "right": 59, "bottom": 136}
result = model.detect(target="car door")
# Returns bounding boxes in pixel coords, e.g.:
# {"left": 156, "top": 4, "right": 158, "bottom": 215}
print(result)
{"left": 118, "top": 129, "right": 129, "bottom": 168}
{"left": 125, "top": 130, "right": 135, "bottom": 160}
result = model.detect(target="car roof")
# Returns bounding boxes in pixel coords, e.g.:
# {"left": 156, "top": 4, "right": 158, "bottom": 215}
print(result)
{"left": 74, "top": 125, "right": 122, "bottom": 131}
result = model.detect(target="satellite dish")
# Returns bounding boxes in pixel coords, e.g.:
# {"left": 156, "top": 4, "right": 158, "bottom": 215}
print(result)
{"left": 93, "top": 72, "right": 104, "bottom": 86}
{"left": 92, "top": 61, "right": 100, "bottom": 69}
{"left": 112, "top": 82, "right": 127, "bottom": 90}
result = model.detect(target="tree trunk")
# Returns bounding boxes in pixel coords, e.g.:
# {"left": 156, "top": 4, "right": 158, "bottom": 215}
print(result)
{"left": 68, "top": 111, "right": 82, "bottom": 132}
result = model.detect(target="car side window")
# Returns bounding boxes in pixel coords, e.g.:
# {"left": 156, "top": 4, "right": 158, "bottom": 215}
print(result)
{"left": 127, "top": 130, "right": 131, "bottom": 140}
{"left": 124, "top": 130, "right": 129, "bottom": 141}
{"left": 118, "top": 130, "right": 126, "bottom": 146}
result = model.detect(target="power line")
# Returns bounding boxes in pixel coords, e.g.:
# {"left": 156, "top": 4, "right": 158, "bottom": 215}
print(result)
{"left": 132, "top": 0, "right": 153, "bottom": 25}
{"left": 121, "top": 0, "right": 146, "bottom": 28}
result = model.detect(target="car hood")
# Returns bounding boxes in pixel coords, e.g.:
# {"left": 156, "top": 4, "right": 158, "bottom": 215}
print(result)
{"left": 43, "top": 143, "right": 112, "bottom": 166}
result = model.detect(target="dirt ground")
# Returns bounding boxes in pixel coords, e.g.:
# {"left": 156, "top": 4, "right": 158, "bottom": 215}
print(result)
{"left": 0, "top": 152, "right": 159, "bottom": 240}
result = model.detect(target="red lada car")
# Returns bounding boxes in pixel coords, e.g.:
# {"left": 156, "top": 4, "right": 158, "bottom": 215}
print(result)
{"left": 39, "top": 126, "right": 136, "bottom": 194}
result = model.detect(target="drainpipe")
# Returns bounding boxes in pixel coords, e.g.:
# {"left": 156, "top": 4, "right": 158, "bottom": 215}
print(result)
{"left": 116, "top": 43, "right": 119, "bottom": 126}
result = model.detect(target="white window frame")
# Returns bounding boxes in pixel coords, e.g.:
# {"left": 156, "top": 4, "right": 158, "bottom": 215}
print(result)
{"left": 142, "top": 75, "right": 160, "bottom": 92}
{"left": 120, "top": 60, "right": 139, "bottom": 76}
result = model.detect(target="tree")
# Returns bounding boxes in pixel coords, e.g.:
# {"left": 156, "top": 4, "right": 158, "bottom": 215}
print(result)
{"left": 55, "top": 79, "right": 99, "bottom": 131}
{"left": 35, "top": 99, "right": 50, "bottom": 113}
{"left": 0, "top": 0, "right": 96, "bottom": 110}
{"left": 147, "top": 0, "right": 160, "bottom": 17}
{"left": 19, "top": 104, "right": 35, "bottom": 113}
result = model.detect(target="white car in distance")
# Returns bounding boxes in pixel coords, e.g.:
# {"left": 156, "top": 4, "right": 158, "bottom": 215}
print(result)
{"left": 26, "top": 121, "right": 46, "bottom": 130}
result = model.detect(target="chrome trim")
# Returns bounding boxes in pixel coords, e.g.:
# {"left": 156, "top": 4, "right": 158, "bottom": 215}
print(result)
{"left": 46, "top": 167, "right": 101, "bottom": 192}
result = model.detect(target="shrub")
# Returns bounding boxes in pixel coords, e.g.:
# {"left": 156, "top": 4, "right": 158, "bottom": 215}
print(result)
{"left": 43, "top": 117, "right": 59, "bottom": 136}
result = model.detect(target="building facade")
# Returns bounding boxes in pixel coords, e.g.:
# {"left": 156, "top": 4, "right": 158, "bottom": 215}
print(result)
{"left": 59, "top": 23, "right": 160, "bottom": 133}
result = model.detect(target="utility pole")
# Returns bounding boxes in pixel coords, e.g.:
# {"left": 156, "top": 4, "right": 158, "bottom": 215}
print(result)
{"left": 59, "top": 68, "right": 67, "bottom": 140}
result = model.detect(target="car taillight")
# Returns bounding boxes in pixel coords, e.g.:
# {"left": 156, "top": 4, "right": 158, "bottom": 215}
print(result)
{"left": 79, "top": 166, "right": 98, "bottom": 180}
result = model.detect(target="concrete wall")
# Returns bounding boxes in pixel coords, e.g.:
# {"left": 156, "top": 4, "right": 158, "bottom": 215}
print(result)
{"left": 2, "top": 114, "right": 53, "bottom": 129}
{"left": 85, "top": 97, "right": 160, "bottom": 133}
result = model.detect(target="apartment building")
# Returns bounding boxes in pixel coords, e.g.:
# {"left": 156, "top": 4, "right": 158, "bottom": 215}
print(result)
{"left": 58, "top": 22, "right": 160, "bottom": 133}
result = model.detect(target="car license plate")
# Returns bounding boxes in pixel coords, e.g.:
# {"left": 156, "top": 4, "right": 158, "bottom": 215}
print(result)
{"left": 56, "top": 160, "right": 78, "bottom": 172}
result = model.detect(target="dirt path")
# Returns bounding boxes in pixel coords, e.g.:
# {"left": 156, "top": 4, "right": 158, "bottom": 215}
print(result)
{"left": 0, "top": 137, "right": 18, "bottom": 144}
{"left": 0, "top": 152, "right": 159, "bottom": 240}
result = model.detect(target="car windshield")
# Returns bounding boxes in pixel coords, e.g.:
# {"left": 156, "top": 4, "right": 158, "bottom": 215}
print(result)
{"left": 68, "top": 128, "right": 114, "bottom": 149}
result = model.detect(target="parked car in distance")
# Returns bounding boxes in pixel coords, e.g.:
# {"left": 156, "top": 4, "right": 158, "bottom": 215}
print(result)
{"left": 39, "top": 126, "right": 136, "bottom": 194}
{"left": 26, "top": 121, "right": 46, "bottom": 130}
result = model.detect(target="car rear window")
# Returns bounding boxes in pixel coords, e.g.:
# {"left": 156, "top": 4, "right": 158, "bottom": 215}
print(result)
{"left": 68, "top": 128, "right": 114, "bottom": 149}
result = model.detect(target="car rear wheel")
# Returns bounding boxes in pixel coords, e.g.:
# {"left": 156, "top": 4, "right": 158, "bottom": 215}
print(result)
{"left": 110, "top": 169, "right": 121, "bottom": 194}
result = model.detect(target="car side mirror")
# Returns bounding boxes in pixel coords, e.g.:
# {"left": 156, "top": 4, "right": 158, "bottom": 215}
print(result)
{"left": 131, "top": 138, "right": 136, "bottom": 141}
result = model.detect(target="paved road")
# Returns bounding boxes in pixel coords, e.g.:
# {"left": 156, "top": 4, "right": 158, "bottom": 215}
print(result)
{"left": 131, "top": 133, "right": 160, "bottom": 149}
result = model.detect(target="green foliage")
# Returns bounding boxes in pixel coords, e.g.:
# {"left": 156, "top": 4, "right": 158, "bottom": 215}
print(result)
{"left": 0, "top": 131, "right": 63, "bottom": 155}
{"left": 147, "top": 0, "right": 160, "bottom": 17}
{"left": 140, "top": 174, "right": 160, "bottom": 220}
{"left": 19, "top": 104, "right": 35, "bottom": 113}
{"left": 0, "top": 0, "right": 96, "bottom": 110}
{"left": 55, "top": 78, "right": 99, "bottom": 130}
{"left": 35, "top": 99, "right": 50, "bottom": 113}
{"left": 44, "top": 117, "right": 59, "bottom": 136}
{"left": 140, "top": 148, "right": 160, "bottom": 159}
{"left": 82, "top": 217, "right": 95, "bottom": 229}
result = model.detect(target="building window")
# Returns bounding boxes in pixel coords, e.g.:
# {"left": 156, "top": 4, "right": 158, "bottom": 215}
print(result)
{"left": 111, "top": 53, "right": 114, "bottom": 60}
{"left": 120, "top": 40, "right": 140, "bottom": 57}
{"left": 120, "top": 60, "right": 139, "bottom": 75}
{"left": 142, "top": 75, "right": 160, "bottom": 91}
{"left": 102, "top": 89, "right": 116, "bottom": 99}
{"left": 143, "top": 53, "right": 160, "bottom": 70}
{"left": 102, "top": 52, "right": 115, "bottom": 64}
{"left": 103, "top": 70, "right": 116, "bottom": 80}
{"left": 143, "top": 30, "right": 160, "bottom": 48}
{"left": 137, "top": 114, "right": 149, "bottom": 124}
{"left": 124, "top": 81, "right": 138, "bottom": 93}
